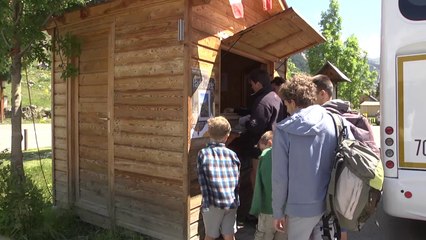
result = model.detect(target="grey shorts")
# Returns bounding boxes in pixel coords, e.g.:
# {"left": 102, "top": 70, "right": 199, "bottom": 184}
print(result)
{"left": 287, "top": 214, "right": 323, "bottom": 240}
{"left": 202, "top": 206, "right": 237, "bottom": 238}
{"left": 254, "top": 213, "right": 288, "bottom": 240}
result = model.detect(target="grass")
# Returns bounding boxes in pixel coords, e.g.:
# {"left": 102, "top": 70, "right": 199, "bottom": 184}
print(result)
{"left": 3, "top": 65, "right": 52, "bottom": 109}
{"left": 1, "top": 64, "right": 52, "bottom": 125}
{"left": 1, "top": 118, "right": 51, "bottom": 124}
{"left": 0, "top": 148, "right": 150, "bottom": 240}
{"left": 23, "top": 149, "right": 53, "bottom": 201}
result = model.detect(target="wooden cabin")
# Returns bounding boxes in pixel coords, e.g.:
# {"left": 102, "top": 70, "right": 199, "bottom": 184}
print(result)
{"left": 48, "top": 0, "right": 324, "bottom": 239}
{"left": 316, "top": 61, "right": 351, "bottom": 99}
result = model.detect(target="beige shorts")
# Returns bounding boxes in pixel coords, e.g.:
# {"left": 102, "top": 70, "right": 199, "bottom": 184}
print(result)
{"left": 254, "top": 213, "right": 288, "bottom": 240}
{"left": 202, "top": 206, "right": 237, "bottom": 238}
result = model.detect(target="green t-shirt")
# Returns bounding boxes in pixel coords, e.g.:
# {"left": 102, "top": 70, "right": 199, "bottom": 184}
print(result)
{"left": 249, "top": 147, "right": 273, "bottom": 215}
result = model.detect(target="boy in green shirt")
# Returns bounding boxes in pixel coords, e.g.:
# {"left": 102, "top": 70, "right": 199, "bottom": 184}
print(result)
{"left": 250, "top": 131, "right": 287, "bottom": 240}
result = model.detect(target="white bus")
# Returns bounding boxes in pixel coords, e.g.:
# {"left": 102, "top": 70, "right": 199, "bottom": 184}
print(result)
{"left": 381, "top": 0, "right": 426, "bottom": 220}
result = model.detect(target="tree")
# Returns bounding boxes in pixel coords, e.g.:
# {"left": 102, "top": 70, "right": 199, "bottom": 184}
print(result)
{"left": 286, "top": 58, "right": 299, "bottom": 79}
{"left": 0, "top": 0, "right": 89, "bottom": 181}
{"left": 306, "top": 0, "right": 377, "bottom": 108}
{"left": 290, "top": 53, "right": 309, "bottom": 73}
{"left": 338, "top": 35, "right": 377, "bottom": 107}
{"left": 307, "top": 0, "right": 343, "bottom": 73}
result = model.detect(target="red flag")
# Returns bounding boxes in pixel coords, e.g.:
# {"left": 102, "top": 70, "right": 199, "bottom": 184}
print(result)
{"left": 263, "top": 0, "right": 272, "bottom": 11}
{"left": 229, "top": 0, "right": 244, "bottom": 19}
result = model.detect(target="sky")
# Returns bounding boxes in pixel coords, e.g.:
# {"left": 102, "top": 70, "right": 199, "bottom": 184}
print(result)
{"left": 286, "top": 0, "right": 381, "bottom": 59}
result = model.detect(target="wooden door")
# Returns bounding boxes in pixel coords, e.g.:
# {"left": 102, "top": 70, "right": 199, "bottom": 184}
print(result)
{"left": 72, "top": 24, "right": 114, "bottom": 224}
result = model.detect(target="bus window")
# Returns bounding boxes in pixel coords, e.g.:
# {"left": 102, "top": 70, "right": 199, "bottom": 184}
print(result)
{"left": 399, "top": 0, "right": 426, "bottom": 20}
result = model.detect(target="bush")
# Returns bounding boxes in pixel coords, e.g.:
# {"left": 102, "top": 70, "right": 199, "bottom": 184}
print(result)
{"left": 0, "top": 160, "right": 76, "bottom": 240}
{"left": 0, "top": 149, "right": 149, "bottom": 240}
{"left": 0, "top": 163, "right": 48, "bottom": 239}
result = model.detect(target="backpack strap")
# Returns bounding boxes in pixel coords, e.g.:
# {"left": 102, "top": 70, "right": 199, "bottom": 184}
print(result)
{"left": 328, "top": 113, "right": 339, "bottom": 149}
{"left": 327, "top": 112, "right": 348, "bottom": 145}
{"left": 321, "top": 215, "right": 332, "bottom": 240}
{"left": 323, "top": 113, "right": 345, "bottom": 240}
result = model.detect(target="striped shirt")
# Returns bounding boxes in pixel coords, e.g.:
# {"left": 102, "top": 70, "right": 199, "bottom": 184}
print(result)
{"left": 197, "top": 142, "right": 240, "bottom": 210}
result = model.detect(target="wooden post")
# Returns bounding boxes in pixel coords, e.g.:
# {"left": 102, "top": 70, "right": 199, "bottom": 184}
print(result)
{"left": 283, "top": 58, "right": 288, "bottom": 80}
{"left": 280, "top": 0, "right": 289, "bottom": 9}
{"left": 24, "top": 129, "right": 28, "bottom": 150}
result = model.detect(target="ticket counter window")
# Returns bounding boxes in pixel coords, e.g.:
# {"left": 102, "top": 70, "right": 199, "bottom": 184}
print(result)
{"left": 220, "top": 51, "right": 266, "bottom": 127}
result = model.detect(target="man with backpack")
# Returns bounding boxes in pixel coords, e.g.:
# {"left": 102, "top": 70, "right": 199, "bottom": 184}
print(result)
{"left": 271, "top": 74, "right": 346, "bottom": 240}
{"left": 313, "top": 74, "right": 381, "bottom": 240}
{"left": 313, "top": 74, "right": 380, "bottom": 156}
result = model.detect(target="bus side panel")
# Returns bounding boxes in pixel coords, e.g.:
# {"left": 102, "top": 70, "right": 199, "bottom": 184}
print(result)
{"left": 383, "top": 170, "right": 426, "bottom": 221}
{"left": 380, "top": 0, "right": 399, "bottom": 178}
{"left": 381, "top": 0, "right": 426, "bottom": 221}
{"left": 381, "top": 0, "right": 426, "bottom": 176}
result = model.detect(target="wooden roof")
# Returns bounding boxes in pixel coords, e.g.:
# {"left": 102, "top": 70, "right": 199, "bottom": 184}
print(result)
{"left": 316, "top": 61, "right": 351, "bottom": 83}
{"left": 221, "top": 8, "right": 325, "bottom": 62}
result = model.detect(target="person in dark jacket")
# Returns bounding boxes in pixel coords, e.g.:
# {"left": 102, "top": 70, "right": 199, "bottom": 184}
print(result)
{"left": 232, "top": 68, "right": 284, "bottom": 222}
{"left": 271, "top": 76, "right": 289, "bottom": 119}
{"left": 271, "top": 76, "right": 285, "bottom": 94}
{"left": 245, "top": 69, "right": 285, "bottom": 179}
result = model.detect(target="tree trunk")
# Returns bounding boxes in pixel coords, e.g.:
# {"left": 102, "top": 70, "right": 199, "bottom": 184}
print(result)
{"left": 10, "top": 52, "right": 25, "bottom": 181}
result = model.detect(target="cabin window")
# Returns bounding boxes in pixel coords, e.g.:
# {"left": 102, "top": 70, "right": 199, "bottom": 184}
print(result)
{"left": 220, "top": 51, "right": 266, "bottom": 113}
{"left": 399, "top": 0, "right": 426, "bottom": 21}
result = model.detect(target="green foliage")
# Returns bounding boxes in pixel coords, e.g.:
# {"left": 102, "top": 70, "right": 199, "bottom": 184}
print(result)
{"left": 306, "top": 0, "right": 378, "bottom": 108}
{"left": 286, "top": 53, "right": 310, "bottom": 79}
{"left": 0, "top": 148, "right": 52, "bottom": 200}
{"left": 32, "top": 207, "right": 148, "bottom": 240}
{"left": 337, "top": 36, "right": 378, "bottom": 107}
{"left": 9, "top": 63, "right": 51, "bottom": 108}
{"left": 289, "top": 53, "right": 309, "bottom": 73}
{"left": 0, "top": 149, "right": 8, "bottom": 161}
{"left": 307, "top": 0, "right": 343, "bottom": 73}
{"left": 2, "top": 63, "right": 51, "bottom": 112}
{"left": 54, "top": 32, "right": 82, "bottom": 80}
{"left": 0, "top": 163, "right": 48, "bottom": 239}
{"left": 286, "top": 59, "right": 299, "bottom": 79}
{"left": 0, "top": 148, "right": 149, "bottom": 240}
{"left": 24, "top": 158, "right": 53, "bottom": 201}
{"left": 87, "top": 229, "right": 148, "bottom": 240}
{"left": 0, "top": 0, "right": 86, "bottom": 66}
{"left": 0, "top": 71, "right": 10, "bottom": 83}
{"left": 1, "top": 0, "right": 90, "bottom": 182}
{"left": 0, "top": 1, "right": 87, "bottom": 79}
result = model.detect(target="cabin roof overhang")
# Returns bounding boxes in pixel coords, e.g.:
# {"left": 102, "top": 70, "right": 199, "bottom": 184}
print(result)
{"left": 317, "top": 61, "right": 352, "bottom": 83}
{"left": 221, "top": 7, "right": 325, "bottom": 62}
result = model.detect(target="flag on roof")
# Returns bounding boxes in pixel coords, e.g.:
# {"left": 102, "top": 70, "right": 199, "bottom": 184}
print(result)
{"left": 263, "top": 0, "right": 272, "bottom": 10}
{"left": 229, "top": 0, "right": 244, "bottom": 19}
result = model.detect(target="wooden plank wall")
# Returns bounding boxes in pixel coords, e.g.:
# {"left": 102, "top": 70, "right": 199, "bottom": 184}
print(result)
{"left": 77, "top": 22, "right": 112, "bottom": 227}
{"left": 112, "top": 0, "right": 186, "bottom": 239}
{"left": 188, "top": 1, "right": 275, "bottom": 238}
{"left": 52, "top": 0, "right": 188, "bottom": 239}
{"left": 52, "top": 0, "right": 282, "bottom": 239}
{"left": 52, "top": 44, "right": 69, "bottom": 208}
{"left": 53, "top": 16, "right": 116, "bottom": 227}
